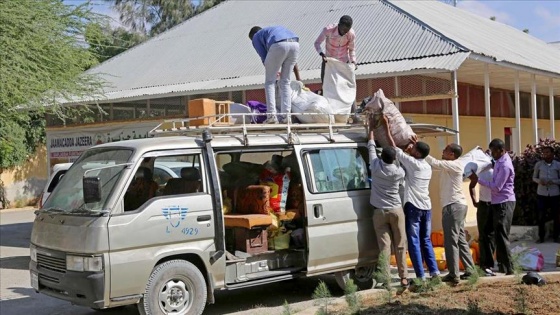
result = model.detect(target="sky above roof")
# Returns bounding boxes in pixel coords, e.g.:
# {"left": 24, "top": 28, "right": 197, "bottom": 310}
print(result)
{"left": 66, "top": 0, "right": 559, "bottom": 43}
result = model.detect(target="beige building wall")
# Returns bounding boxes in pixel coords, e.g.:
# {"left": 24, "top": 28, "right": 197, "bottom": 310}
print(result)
{"left": 1, "top": 145, "right": 48, "bottom": 208}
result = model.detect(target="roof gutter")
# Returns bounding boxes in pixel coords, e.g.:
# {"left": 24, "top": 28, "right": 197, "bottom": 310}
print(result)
{"left": 468, "top": 53, "right": 560, "bottom": 79}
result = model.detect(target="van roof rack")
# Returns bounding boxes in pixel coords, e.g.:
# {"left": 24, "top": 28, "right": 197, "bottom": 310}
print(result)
{"left": 149, "top": 113, "right": 365, "bottom": 145}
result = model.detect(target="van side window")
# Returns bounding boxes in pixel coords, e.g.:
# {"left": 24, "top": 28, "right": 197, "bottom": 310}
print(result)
{"left": 47, "top": 171, "right": 67, "bottom": 193}
{"left": 157, "top": 155, "right": 203, "bottom": 196}
{"left": 123, "top": 154, "right": 203, "bottom": 212}
{"left": 306, "top": 148, "right": 370, "bottom": 193}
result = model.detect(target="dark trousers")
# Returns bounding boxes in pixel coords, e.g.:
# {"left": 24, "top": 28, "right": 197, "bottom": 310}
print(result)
{"left": 476, "top": 201, "right": 495, "bottom": 269}
{"left": 492, "top": 201, "right": 515, "bottom": 273}
{"left": 537, "top": 195, "right": 560, "bottom": 241}
{"left": 320, "top": 59, "right": 326, "bottom": 84}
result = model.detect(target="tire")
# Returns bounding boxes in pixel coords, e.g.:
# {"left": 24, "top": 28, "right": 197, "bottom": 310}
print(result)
{"left": 334, "top": 266, "right": 376, "bottom": 291}
{"left": 138, "top": 260, "right": 207, "bottom": 315}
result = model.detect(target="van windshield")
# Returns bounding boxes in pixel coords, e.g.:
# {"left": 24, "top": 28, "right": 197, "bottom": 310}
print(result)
{"left": 43, "top": 148, "right": 133, "bottom": 214}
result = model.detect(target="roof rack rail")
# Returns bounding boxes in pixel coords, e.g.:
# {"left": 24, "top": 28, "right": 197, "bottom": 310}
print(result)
{"left": 149, "top": 113, "right": 366, "bottom": 145}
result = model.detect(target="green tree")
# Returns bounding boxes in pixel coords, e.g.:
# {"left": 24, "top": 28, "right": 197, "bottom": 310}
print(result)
{"left": 108, "top": 0, "right": 226, "bottom": 36}
{"left": 110, "top": 0, "right": 195, "bottom": 36}
{"left": 85, "top": 23, "right": 147, "bottom": 63}
{"left": 0, "top": 0, "right": 104, "bottom": 207}
{"left": 0, "top": 0, "right": 104, "bottom": 116}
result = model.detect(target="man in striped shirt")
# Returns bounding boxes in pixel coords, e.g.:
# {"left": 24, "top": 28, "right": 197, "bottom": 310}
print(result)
{"left": 314, "top": 15, "right": 356, "bottom": 83}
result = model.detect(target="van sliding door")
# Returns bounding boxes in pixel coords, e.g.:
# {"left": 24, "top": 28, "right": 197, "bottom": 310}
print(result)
{"left": 294, "top": 144, "right": 376, "bottom": 276}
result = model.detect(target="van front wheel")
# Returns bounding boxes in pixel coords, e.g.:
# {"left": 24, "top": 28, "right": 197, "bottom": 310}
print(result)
{"left": 334, "top": 266, "right": 376, "bottom": 291}
{"left": 138, "top": 260, "right": 207, "bottom": 315}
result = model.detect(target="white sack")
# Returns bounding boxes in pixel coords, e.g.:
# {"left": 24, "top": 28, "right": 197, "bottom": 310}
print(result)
{"left": 229, "top": 103, "right": 252, "bottom": 124}
{"left": 365, "top": 89, "right": 416, "bottom": 148}
{"left": 511, "top": 246, "right": 545, "bottom": 271}
{"left": 459, "top": 147, "right": 493, "bottom": 181}
{"left": 322, "top": 57, "right": 356, "bottom": 123}
{"left": 290, "top": 81, "right": 331, "bottom": 123}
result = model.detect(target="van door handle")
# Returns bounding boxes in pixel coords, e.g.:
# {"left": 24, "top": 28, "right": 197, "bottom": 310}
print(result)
{"left": 313, "top": 204, "right": 323, "bottom": 219}
{"left": 197, "top": 215, "right": 211, "bottom": 222}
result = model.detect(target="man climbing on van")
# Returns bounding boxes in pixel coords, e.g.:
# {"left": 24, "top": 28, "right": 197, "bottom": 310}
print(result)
{"left": 426, "top": 144, "right": 475, "bottom": 284}
{"left": 314, "top": 15, "right": 356, "bottom": 84}
{"left": 367, "top": 114, "right": 408, "bottom": 288}
{"left": 249, "top": 25, "right": 300, "bottom": 124}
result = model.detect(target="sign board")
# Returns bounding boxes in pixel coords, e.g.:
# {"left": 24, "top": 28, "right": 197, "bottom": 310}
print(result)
{"left": 46, "top": 121, "right": 159, "bottom": 173}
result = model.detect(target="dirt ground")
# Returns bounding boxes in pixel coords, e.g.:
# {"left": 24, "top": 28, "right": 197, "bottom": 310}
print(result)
{"left": 353, "top": 274, "right": 560, "bottom": 315}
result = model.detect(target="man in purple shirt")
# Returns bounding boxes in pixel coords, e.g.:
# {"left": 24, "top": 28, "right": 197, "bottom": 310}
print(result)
{"left": 469, "top": 138, "right": 515, "bottom": 275}
{"left": 249, "top": 26, "right": 300, "bottom": 124}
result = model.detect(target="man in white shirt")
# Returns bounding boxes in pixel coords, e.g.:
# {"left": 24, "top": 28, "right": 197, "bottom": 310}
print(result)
{"left": 469, "top": 160, "right": 496, "bottom": 276}
{"left": 385, "top": 125, "right": 439, "bottom": 282}
{"left": 426, "top": 144, "right": 475, "bottom": 284}
{"left": 368, "top": 115, "right": 408, "bottom": 288}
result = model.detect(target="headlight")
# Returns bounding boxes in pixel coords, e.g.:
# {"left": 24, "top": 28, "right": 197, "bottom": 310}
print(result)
{"left": 66, "top": 255, "right": 103, "bottom": 272}
{"left": 30, "top": 246, "right": 37, "bottom": 262}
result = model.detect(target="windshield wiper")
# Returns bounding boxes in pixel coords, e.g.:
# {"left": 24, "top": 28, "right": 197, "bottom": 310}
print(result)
{"left": 69, "top": 206, "right": 109, "bottom": 216}
{"left": 35, "top": 207, "right": 65, "bottom": 215}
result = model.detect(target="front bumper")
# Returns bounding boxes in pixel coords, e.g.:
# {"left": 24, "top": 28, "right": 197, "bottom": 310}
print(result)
{"left": 30, "top": 258, "right": 105, "bottom": 309}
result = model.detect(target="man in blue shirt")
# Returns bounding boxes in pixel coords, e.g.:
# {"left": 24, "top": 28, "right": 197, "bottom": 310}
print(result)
{"left": 249, "top": 26, "right": 300, "bottom": 124}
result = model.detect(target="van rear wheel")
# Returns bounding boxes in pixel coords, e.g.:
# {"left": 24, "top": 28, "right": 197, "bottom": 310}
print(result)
{"left": 334, "top": 266, "right": 376, "bottom": 291}
{"left": 138, "top": 260, "right": 207, "bottom": 315}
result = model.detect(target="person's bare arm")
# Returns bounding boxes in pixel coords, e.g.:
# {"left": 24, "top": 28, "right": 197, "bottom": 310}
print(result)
{"left": 469, "top": 177, "right": 479, "bottom": 207}
{"left": 368, "top": 114, "right": 376, "bottom": 142}
{"left": 381, "top": 114, "right": 395, "bottom": 147}
{"left": 293, "top": 64, "right": 301, "bottom": 82}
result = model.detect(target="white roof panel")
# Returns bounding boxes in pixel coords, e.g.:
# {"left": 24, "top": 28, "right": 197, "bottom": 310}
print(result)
{"left": 391, "top": 1, "right": 560, "bottom": 75}
{"left": 82, "top": 0, "right": 558, "bottom": 103}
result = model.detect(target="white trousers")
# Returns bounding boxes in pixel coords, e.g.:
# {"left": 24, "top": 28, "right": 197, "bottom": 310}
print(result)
{"left": 264, "top": 41, "right": 300, "bottom": 118}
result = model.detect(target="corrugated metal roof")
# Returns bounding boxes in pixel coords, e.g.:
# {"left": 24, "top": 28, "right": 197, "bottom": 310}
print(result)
{"left": 88, "top": 52, "right": 468, "bottom": 102}
{"left": 86, "top": 0, "right": 466, "bottom": 102}
{"left": 550, "top": 42, "right": 560, "bottom": 50}
{"left": 83, "top": 0, "right": 559, "bottom": 103}
{"left": 390, "top": 1, "right": 560, "bottom": 75}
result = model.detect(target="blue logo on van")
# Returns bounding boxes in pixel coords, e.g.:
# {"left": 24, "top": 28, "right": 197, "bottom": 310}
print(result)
{"left": 162, "top": 206, "right": 188, "bottom": 233}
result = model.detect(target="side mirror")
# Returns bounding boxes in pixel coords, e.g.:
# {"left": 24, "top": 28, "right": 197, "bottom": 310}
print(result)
{"left": 83, "top": 177, "right": 102, "bottom": 204}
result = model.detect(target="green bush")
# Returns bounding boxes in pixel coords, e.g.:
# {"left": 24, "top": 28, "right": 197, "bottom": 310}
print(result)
{"left": 511, "top": 138, "right": 560, "bottom": 225}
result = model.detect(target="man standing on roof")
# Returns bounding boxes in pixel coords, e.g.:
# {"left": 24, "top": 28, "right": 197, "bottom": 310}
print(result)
{"left": 249, "top": 26, "right": 300, "bottom": 124}
{"left": 314, "top": 15, "right": 356, "bottom": 84}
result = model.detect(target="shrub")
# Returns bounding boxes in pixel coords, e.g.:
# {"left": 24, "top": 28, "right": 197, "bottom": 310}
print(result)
{"left": 511, "top": 138, "right": 560, "bottom": 225}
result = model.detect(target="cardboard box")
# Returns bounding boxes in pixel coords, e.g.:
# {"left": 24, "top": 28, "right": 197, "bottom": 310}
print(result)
{"left": 234, "top": 227, "right": 269, "bottom": 255}
{"left": 188, "top": 98, "right": 216, "bottom": 126}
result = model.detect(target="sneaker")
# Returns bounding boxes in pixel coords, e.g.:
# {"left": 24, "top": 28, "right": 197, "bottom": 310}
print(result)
{"left": 459, "top": 272, "right": 472, "bottom": 280}
{"left": 441, "top": 274, "right": 460, "bottom": 284}
{"left": 278, "top": 116, "right": 291, "bottom": 124}
{"left": 483, "top": 268, "right": 496, "bottom": 277}
{"left": 263, "top": 116, "right": 278, "bottom": 124}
